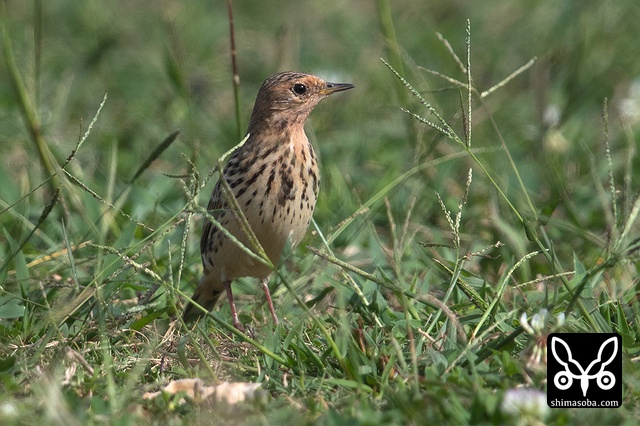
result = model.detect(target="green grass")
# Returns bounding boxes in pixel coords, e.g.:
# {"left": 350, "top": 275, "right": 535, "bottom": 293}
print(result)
{"left": 1, "top": 1, "right": 639, "bottom": 425}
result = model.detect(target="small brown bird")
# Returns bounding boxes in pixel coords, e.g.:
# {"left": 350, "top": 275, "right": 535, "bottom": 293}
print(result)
{"left": 184, "top": 71, "right": 354, "bottom": 330}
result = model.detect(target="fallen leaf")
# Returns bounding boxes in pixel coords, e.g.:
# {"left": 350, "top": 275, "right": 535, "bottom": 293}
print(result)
{"left": 143, "top": 379, "right": 264, "bottom": 406}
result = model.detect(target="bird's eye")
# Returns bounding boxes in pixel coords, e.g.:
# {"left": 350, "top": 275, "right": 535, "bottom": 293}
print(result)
{"left": 292, "top": 84, "right": 307, "bottom": 95}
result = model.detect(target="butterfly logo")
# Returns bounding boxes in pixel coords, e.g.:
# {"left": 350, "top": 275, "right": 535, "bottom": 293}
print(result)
{"left": 551, "top": 336, "right": 617, "bottom": 397}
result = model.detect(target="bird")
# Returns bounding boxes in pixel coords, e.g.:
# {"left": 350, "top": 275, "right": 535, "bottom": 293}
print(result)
{"left": 183, "top": 71, "right": 354, "bottom": 330}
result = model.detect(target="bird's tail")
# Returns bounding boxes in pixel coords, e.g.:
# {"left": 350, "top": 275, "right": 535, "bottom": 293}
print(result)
{"left": 183, "top": 275, "right": 225, "bottom": 322}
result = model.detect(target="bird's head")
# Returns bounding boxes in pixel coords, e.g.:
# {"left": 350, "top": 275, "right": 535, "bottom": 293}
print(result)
{"left": 248, "top": 71, "right": 354, "bottom": 129}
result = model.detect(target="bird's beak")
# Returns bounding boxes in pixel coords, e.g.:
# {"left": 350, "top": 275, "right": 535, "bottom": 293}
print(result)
{"left": 320, "top": 81, "right": 355, "bottom": 95}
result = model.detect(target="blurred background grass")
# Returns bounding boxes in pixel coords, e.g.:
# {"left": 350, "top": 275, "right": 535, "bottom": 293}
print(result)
{"left": 2, "top": 0, "right": 638, "bottom": 236}
{"left": 1, "top": 0, "right": 639, "bottom": 424}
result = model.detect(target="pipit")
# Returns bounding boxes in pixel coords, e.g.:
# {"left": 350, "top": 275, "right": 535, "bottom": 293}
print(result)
{"left": 183, "top": 71, "right": 354, "bottom": 330}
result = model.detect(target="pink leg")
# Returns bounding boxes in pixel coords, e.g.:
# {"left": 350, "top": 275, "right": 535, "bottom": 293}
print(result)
{"left": 261, "top": 277, "right": 279, "bottom": 325}
{"left": 223, "top": 279, "right": 244, "bottom": 332}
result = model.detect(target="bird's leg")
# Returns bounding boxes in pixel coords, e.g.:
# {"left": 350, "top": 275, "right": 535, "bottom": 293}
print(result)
{"left": 261, "top": 277, "right": 279, "bottom": 325}
{"left": 223, "top": 279, "right": 244, "bottom": 332}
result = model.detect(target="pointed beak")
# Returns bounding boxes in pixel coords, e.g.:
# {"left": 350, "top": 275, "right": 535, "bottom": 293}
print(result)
{"left": 320, "top": 81, "right": 355, "bottom": 95}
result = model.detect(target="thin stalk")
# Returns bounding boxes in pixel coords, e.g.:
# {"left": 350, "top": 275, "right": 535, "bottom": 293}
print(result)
{"left": 34, "top": 0, "right": 42, "bottom": 108}
{"left": 227, "top": 0, "right": 242, "bottom": 140}
{"left": 377, "top": 0, "right": 405, "bottom": 102}
{"left": 1, "top": 4, "right": 57, "bottom": 190}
